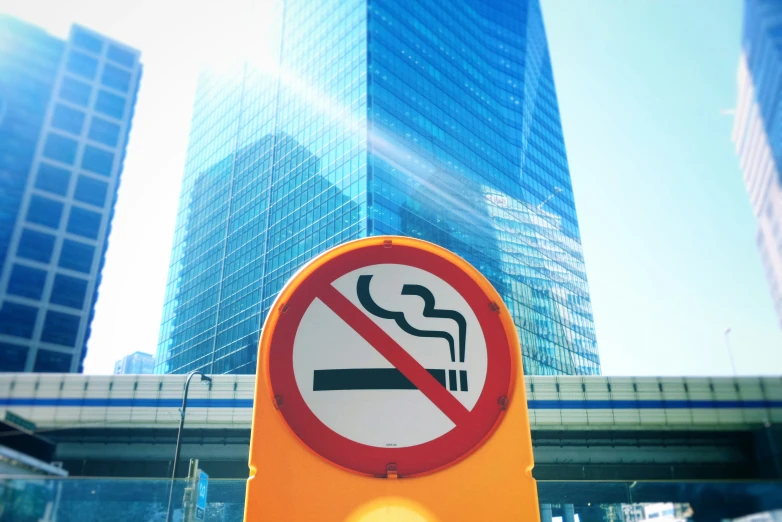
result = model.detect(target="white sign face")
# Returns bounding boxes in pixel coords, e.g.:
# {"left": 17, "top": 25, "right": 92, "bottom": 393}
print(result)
{"left": 292, "top": 263, "right": 488, "bottom": 448}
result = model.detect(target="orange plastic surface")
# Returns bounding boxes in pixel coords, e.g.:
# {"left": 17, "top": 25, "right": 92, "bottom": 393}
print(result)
{"left": 244, "top": 236, "right": 539, "bottom": 521}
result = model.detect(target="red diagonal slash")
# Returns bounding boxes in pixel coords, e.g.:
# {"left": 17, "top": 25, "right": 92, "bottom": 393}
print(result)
{"left": 318, "top": 284, "right": 471, "bottom": 426}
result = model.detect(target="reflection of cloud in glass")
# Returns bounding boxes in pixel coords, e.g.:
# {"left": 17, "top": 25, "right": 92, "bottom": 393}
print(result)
{"left": 159, "top": 133, "right": 359, "bottom": 374}
{"left": 369, "top": 129, "right": 598, "bottom": 375}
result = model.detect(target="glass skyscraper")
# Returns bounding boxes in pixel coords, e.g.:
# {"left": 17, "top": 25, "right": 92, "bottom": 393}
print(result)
{"left": 0, "top": 17, "right": 141, "bottom": 372}
{"left": 113, "top": 351, "right": 154, "bottom": 375}
{"left": 157, "top": 0, "right": 600, "bottom": 375}
{"left": 733, "top": 0, "right": 782, "bottom": 329}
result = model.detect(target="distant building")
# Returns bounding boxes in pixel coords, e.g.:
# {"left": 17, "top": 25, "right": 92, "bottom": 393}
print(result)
{"left": 156, "top": 0, "right": 600, "bottom": 376}
{"left": 0, "top": 16, "right": 141, "bottom": 372}
{"left": 114, "top": 351, "right": 154, "bottom": 375}
{"left": 621, "top": 503, "right": 691, "bottom": 522}
{"left": 733, "top": 0, "right": 782, "bottom": 329}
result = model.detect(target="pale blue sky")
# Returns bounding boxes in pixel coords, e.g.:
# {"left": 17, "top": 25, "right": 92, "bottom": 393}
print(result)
{"left": 2, "top": 0, "right": 779, "bottom": 375}
{"left": 542, "top": 0, "right": 782, "bottom": 375}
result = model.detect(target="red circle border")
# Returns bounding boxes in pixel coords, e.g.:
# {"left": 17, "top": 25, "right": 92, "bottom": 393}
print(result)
{"left": 266, "top": 239, "right": 513, "bottom": 477}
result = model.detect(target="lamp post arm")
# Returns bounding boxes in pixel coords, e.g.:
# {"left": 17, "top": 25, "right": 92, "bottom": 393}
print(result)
{"left": 165, "top": 370, "right": 205, "bottom": 522}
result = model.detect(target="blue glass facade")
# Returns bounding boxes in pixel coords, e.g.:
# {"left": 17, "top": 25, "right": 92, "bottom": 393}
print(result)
{"left": 741, "top": 0, "right": 782, "bottom": 182}
{"left": 733, "top": 0, "right": 782, "bottom": 328}
{"left": 0, "top": 18, "right": 63, "bottom": 287}
{"left": 113, "top": 351, "right": 154, "bottom": 374}
{"left": 157, "top": 0, "right": 600, "bottom": 375}
{"left": 0, "top": 17, "right": 141, "bottom": 372}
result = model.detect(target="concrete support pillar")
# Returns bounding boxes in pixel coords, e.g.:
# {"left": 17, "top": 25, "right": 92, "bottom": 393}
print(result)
{"left": 540, "top": 504, "right": 553, "bottom": 522}
{"left": 563, "top": 504, "right": 576, "bottom": 522}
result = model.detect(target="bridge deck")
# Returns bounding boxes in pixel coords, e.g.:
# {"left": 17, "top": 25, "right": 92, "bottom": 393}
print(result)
{"left": 1, "top": 374, "right": 781, "bottom": 480}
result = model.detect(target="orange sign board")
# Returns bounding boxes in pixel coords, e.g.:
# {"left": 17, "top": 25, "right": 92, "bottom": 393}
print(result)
{"left": 245, "top": 236, "right": 539, "bottom": 521}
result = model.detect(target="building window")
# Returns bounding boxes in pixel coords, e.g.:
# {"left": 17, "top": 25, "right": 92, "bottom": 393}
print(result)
{"left": 26, "top": 195, "right": 64, "bottom": 229}
{"left": 66, "top": 50, "right": 98, "bottom": 80}
{"left": 50, "top": 274, "right": 88, "bottom": 310}
{"left": 33, "top": 349, "right": 72, "bottom": 372}
{"left": 71, "top": 27, "right": 103, "bottom": 54}
{"left": 0, "top": 342, "right": 28, "bottom": 372}
{"left": 59, "top": 240, "right": 95, "bottom": 273}
{"left": 41, "top": 310, "right": 81, "bottom": 347}
{"left": 81, "top": 146, "right": 114, "bottom": 176}
{"left": 7, "top": 264, "right": 47, "bottom": 300}
{"left": 94, "top": 90, "right": 126, "bottom": 120}
{"left": 74, "top": 176, "right": 108, "bottom": 207}
{"left": 101, "top": 64, "right": 131, "bottom": 92}
{"left": 67, "top": 207, "right": 102, "bottom": 239}
{"left": 43, "top": 134, "right": 78, "bottom": 164}
{"left": 59, "top": 77, "right": 92, "bottom": 106}
{"left": 88, "top": 117, "right": 120, "bottom": 147}
{"left": 17, "top": 229, "right": 56, "bottom": 263}
{"left": 0, "top": 302, "right": 38, "bottom": 338}
{"left": 107, "top": 45, "right": 135, "bottom": 67}
{"left": 51, "top": 104, "right": 86, "bottom": 135}
{"left": 35, "top": 163, "right": 71, "bottom": 196}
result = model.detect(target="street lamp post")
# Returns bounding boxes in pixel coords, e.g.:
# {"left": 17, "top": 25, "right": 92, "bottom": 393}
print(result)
{"left": 724, "top": 327, "right": 737, "bottom": 376}
{"left": 165, "top": 370, "right": 212, "bottom": 522}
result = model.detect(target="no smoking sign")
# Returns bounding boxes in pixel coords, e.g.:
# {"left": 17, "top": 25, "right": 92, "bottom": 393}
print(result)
{"left": 265, "top": 237, "right": 514, "bottom": 477}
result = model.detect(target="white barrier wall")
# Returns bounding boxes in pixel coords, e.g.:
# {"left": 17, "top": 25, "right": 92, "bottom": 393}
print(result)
{"left": 1, "top": 374, "right": 781, "bottom": 431}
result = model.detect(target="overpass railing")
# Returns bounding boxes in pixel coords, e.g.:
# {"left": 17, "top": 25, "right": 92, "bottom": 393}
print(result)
{"left": 1, "top": 374, "right": 781, "bottom": 431}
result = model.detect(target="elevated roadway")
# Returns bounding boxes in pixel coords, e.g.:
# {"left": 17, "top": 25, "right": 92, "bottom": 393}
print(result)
{"left": 1, "top": 374, "right": 781, "bottom": 481}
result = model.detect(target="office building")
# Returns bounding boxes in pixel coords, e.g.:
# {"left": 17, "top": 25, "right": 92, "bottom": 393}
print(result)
{"left": 0, "top": 17, "right": 141, "bottom": 372}
{"left": 157, "top": 0, "right": 600, "bottom": 375}
{"left": 113, "top": 351, "right": 154, "bottom": 374}
{"left": 733, "top": 0, "right": 782, "bottom": 330}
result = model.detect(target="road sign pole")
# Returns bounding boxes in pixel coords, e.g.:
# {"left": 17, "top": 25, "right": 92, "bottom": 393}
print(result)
{"left": 182, "top": 459, "right": 199, "bottom": 522}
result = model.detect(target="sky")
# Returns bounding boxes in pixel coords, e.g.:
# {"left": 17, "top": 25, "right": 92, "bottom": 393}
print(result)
{"left": 1, "top": 0, "right": 780, "bottom": 376}
{"left": 542, "top": 0, "right": 782, "bottom": 376}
